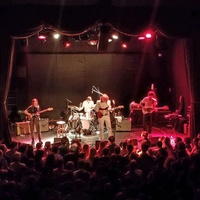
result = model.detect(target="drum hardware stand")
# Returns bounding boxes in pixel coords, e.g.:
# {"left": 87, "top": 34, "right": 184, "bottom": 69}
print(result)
{"left": 68, "top": 110, "right": 82, "bottom": 141}
{"left": 56, "top": 120, "right": 68, "bottom": 138}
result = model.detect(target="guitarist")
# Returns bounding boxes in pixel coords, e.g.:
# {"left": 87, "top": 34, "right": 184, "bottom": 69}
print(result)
{"left": 24, "top": 98, "right": 42, "bottom": 146}
{"left": 140, "top": 91, "right": 158, "bottom": 135}
{"left": 94, "top": 94, "right": 113, "bottom": 141}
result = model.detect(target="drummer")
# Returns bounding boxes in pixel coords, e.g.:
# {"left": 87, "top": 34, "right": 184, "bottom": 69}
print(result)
{"left": 78, "top": 96, "right": 95, "bottom": 120}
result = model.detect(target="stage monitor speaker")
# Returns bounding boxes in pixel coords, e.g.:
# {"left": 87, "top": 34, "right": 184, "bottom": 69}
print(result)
{"left": 116, "top": 118, "right": 131, "bottom": 132}
{"left": 53, "top": 138, "right": 62, "bottom": 146}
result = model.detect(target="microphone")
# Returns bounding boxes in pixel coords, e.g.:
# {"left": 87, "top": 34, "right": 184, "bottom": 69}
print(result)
{"left": 66, "top": 98, "right": 72, "bottom": 103}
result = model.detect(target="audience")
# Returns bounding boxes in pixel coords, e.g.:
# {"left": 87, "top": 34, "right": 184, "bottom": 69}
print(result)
{"left": 0, "top": 133, "right": 199, "bottom": 200}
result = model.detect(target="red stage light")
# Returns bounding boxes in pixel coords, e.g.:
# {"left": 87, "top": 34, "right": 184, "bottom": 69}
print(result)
{"left": 37, "top": 35, "right": 46, "bottom": 40}
{"left": 121, "top": 43, "right": 127, "bottom": 48}
{"left": 65, "top": 42, "right": 71, "bottom": 48}
{"left": 145, "top": 33, "right": 152, "bottom": 38}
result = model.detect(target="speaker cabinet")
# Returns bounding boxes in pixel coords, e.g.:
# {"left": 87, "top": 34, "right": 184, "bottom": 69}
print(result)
{"left": 34, "top": 118, "right": 49, "bottom": 132}
{"left": 16, "top": 118, "right": 49, "bottom": 135}
{"left": 16, "top": 121, "right": 30, "bottom": 135}
{"left": 116, "top": 118, "right": 131, "bottom": 132}
{"left": 40, "top": 118, "right": 49, "bottom": 132}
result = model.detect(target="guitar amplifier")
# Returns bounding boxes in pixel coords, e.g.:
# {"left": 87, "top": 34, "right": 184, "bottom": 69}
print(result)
{"left": 34, "top": 118, "right": 49, "bottom": 132}
{"left": 16, "top": 121, "right": 30, "bottom": 135}
{"left": 116, "top": 118, "right": 131, "bottom": 132}
{"left": 16, "top": 118, "right": 49, "bottom": 135}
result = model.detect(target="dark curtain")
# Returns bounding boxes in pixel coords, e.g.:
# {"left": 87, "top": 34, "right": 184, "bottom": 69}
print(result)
{"left": 185, "top": 33, "right": 200, "bottom": 138}
{"left": 0, "top": 36, "right": 15, "bottom": 146}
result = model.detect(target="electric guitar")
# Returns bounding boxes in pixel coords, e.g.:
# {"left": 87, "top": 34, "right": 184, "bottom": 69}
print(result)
{"left": 27, "top": 107, "right": 53, "bottom": 120}
{"left": 142, "top": 105, "right": 169, "bottom": 114}
{"left": 97, "top": 105, "right": 124, "bottom": 118}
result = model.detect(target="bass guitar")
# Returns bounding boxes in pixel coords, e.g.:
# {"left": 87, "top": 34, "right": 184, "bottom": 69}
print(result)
{"left": 142, "top": 105, "right": 169, "bottom": 114}
{"left": 27, "top": 107, "right": 53, "bottom": 120}
{"left": 97, "top": 105, "right": 124, "bottom": 118}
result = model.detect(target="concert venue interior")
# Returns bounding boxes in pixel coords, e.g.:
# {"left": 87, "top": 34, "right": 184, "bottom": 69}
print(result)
{"left": 0, "top": 1, "right": 200, "bottom": 199}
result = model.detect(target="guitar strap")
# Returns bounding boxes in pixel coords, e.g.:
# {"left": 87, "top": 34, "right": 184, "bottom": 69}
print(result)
{"left": 99, "top": 106, "right": 109, "bottom": 111}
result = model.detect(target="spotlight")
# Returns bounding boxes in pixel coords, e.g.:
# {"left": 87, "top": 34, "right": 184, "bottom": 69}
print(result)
{"left": 88, "top": 39, "right": 98, "bottom": 46}
{"left": 60, "top": 36, "right": 71, "bottom": 48}
{"left": 87, "top": 31, "right": 98, "bottom": 46}
{"left": 37, "top": 34, "right": 46, "bottom": 40}
{"left": 138, "top": 36, "right": 145, "bottom": 40}
{"left": 37, "top": 29, "right": 51, "bottom": 41}
{"left": 145, "top": 33, "right": 152, "bottom": 38}
{"left": 121, "top": 43, "right": 128, "bottom": 49}
{"left": 53, "top": 33, "right": 60, "bottom": 39}
{"left": 121, "top": 35, "right": 131, "bottom": 49}
{"left": 111, "top": 33, "right": 119, "bottom": 40}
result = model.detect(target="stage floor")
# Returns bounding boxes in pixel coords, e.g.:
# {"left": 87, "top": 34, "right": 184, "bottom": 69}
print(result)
{"left": 11, "top": 125, "right": 188, "bottom": 149}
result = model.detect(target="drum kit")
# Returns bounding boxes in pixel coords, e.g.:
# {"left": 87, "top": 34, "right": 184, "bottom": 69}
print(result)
{"left": 55, "top": 86, "right": 123, "bottom": 139}
{"left": 56, "top": 103, "right": 99, "bottom": 139}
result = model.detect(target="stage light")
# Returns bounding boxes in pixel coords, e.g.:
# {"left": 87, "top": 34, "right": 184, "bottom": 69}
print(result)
{"left": 111, "top": 33, "right": 119, "bottom": 40}
{"left": 37, "top": 29, "right": 52, "bottom": 41}
{"left": 138, "top": 36, "right": 145, "bottom": 40}
{"left": 37, "top": 34, "right": 46, "bottom": 40}
{"left": 121, "top": 43, "right": 128, "bottom": 49}
{"left": 121, "top": 35, "right": 131, "bottom": 49}
{"left": 145, "top": 33, "right": 152, "bottom": 38}
{"left": 53, "top": 33, "right": 60, "bottom": 39}
{"left": 87, "top": 31, "right": 98, "bottom": 46}
{"left": 60, "top": 36, "right": 71, "bottom": 48}
{"left": 88, "top": 40, "right": 98, "bottom": 46}
{"left": 64, "top": 42, "right": 71, "bottom": 48}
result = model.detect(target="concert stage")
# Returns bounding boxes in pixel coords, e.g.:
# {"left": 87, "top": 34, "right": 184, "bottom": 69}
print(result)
{"left": 11, "top": 125, "right": 188, "bottom": 149}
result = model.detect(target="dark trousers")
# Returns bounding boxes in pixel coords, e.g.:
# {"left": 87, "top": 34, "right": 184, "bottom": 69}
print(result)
{"left": 143, "top": 113, "right": 153, "bottom": 133}
{"left": 30, "top": 117, "right": 41, "bottom": 142}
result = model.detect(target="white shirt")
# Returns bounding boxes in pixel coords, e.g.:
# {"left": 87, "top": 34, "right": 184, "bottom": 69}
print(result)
{"left": 81, "top": 100, "right": 95, "bottom": 113}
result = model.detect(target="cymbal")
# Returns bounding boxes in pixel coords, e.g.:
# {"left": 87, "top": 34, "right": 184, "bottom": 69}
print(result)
{"left": 68, "top": 105, "right": 76, "bottom": 108}
{"left": 68, "top": 105, "right": 79, "bottom": 110}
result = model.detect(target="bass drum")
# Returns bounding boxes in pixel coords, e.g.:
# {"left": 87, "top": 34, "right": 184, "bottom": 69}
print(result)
{"left": 81, "top": 119, "right": 90, "bottom": 130}
{"left": 81, "top": 119, "right": 91, "bottom": 135}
